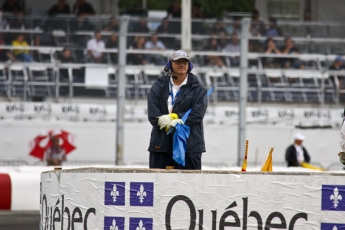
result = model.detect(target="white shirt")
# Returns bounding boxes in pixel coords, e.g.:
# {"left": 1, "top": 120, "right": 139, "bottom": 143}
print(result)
{"left": 167, "top": 76, "right": 188, "bottom": 113}
{"left": 87, "top": 38, "right": 105, "bottom": 58}
{"left": 294, "top": 144, "right": 304, "bottom": 163}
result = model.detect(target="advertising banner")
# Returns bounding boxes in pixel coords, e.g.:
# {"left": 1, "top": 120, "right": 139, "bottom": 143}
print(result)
{"left": 40, "top": 169, "right": 345, "bottom": 230}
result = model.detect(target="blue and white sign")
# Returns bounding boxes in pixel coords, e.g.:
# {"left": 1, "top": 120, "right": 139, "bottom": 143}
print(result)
{"left": 129, "top": 217, "right": 153, "bottom": 230}
{"left": 321, "top": 223, "right": 345, "bottom": 230}
{"left": 104, "top": 216, "right": 125, "bottom": 230}
{"left": 130, "top": 182, "right": 154, "bottom": 207}
{"left": 105, "top": 182, "right": 125, "bottom": 206}
{"left": 321, "top": 185, "right": 345, "bottom": 211}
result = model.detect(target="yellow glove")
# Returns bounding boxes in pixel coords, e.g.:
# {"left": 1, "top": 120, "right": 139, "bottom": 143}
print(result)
{"left": 158, "top": 113, "right": 178, "bottom": 130}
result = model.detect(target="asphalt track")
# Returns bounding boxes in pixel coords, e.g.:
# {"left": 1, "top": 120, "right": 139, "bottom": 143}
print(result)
{"left": 0, "top": 211, "right": 40, "bottom": 230}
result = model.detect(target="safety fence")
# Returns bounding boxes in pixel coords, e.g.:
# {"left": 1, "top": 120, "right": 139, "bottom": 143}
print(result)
{"left": 0, "top": 14, "right": 345, "bottom": 103}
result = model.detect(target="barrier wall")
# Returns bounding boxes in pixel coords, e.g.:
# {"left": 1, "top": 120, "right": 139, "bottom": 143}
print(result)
{"left": 40, "top": 168, "right": 345, "bottom": 230}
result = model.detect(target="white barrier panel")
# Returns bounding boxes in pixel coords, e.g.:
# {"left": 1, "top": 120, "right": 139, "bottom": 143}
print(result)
{"left": 41, "top": 168, "right": 345, "bottom": 229}
{"left": 0, "top": 102, "right": 343, "bottom": 127}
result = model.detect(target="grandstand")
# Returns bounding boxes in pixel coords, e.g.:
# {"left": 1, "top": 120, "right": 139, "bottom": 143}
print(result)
{"left": 0, "top": 0, "right": 344, "bottom": 170}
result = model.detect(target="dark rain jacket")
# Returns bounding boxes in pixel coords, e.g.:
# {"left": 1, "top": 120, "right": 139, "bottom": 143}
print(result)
{"left": 147, "top": 73, "right": 208, "bottom": 153}
{"left": 285, "top": 144, "right": 311, "bottom": 167}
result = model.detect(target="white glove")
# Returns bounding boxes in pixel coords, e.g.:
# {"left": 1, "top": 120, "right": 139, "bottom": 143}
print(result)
{"left": 158, "top": 113, "right": 178, "bottom": 130}
{"left": 165, "top": 119, "right": 184, "bottom": 132}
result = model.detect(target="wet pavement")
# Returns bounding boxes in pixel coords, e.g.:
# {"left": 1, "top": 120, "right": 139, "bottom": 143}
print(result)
{"left": 0, "top": 211, "right": 40, "bottom": 230}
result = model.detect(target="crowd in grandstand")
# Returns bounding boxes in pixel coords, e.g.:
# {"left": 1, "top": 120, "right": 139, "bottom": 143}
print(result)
{"left": 0, "top": 0, "right": 343, "bottom": 68}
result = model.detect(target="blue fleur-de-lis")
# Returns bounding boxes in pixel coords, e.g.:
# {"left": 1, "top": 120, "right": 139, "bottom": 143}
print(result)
{"left": 137, "top": 184, "right": 147, "bottom": 203}
{"left": 330, "top": 187, "right": 342, "bottom": 208}
{"left": 136, "top": 220, "right": 146, "bottom": 230}
{"left": 110, "top": 219, "right": 119, "bottom": 230}
{"left": 110, "top": 184, "right": 119, "bottom": 203}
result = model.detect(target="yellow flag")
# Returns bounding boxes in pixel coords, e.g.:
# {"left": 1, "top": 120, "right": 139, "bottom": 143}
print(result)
{"left": 261, "top": 147, "right": 274, "bottom": 172}
{"left": 300, "top": 162, "right": 326, "bottom": 171}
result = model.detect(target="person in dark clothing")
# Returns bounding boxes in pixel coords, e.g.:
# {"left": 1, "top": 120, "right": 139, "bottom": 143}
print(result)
{"left": 47, "top": 0, "right": 70, "bottom": 16}
{"left": 2, "top": 0, "right": 21, "bottom": 13}
{"left": 72, "top": 0, "right": 95, "bottom": 16}
{"left": 167, "top": 0, "right": 181, "bottom": 18}
{"left": 106, "top": 32, "right": 118, "bottom": 64}
{"left": 285, "top": 133, "right": 311, "bottom": 167}
{"left": 147, "top": 50, "right": 208, "bottom": 170}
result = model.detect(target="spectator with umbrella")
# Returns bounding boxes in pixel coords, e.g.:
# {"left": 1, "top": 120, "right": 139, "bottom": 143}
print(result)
{"left": 147, "top": 50, "right": 208, "bottom": 170}
{"left": 44, "top": 136, "right": 67, "bottom": 166}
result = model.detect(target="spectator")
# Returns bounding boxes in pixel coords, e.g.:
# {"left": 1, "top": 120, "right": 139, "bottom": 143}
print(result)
{"left": 281, "top": 37, "right": 304, "bottom": 69}
{"left": 225, "top": 33, "right": 240, "bottom": 67}
{"left": 127, "top": 36, "right": 147, "bottom": 65}
{"left": 0, "top": 10, "right": 9, "bottom": 29}
{"left": 130, "top": 18, "right": 150, "bottom": 33}
{"left": 155, "top": 17, "right": 177, "bottom": 49}
{"left": 250, "top": 9, "right": 265, "bottom": 36}
{"left": 8, "top": 10, "right": 29, "bottom": 29}
{"left": 106, "top": 32, "right": 118, "bottom": 64}
{"left": 2, "top": 0, "right": 21, "bottom": 14}
{"left": 47, "top": 0, "right": 70, "bottom": 16}
{"left": 59, "top": 47, "right": 74, "bottom": 63}
{"left": 263, "top": 37, "right": 282, "bottom": 68}
{"left": 265, "top": 17, "right": 283, "bottom": 37}
{"left": 204, "top": 37, "right": 225, "bottom": 68}
{"left": 285, "top": 133, "right": 311, "bottom": 167}
{"left": 70, "top": 14, "right": 95, "bottom": 48}
{"left": 145, "top": 33, "right": 166, "bottom": 65}
{"left": 191, "top": 2, "right": 203, "bottom": 18}
{"left": 0, "top": 33, "right": 8, "bottom": 62}
{"left": 72, "top": 0, "right": 95, "bottom": 16}
{"left": 86, "top": 30, "right": 105, "bottom": 63}
{"left": 44, "top": 136, "right": 67, "bottom": 166}
{"left": 329, "top": 56, "right": 345, "bottom": 89}
{"left": 210, "top": 20, "right": 227, "bottom": 36}
{"left": 103, "top": 16, "right": 119, "bottom": 32}
{"left": 11, "top": 34, "right": 33, "bottom": 62}
{"left": 167, "top": 0, "right": 181, "bottom": 18}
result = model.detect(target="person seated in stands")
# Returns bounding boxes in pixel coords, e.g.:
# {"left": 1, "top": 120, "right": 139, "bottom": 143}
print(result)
{"left": 103, "top": 16, "right": 118, "bottom": 32}
{"left": 106, "top": 32, "right": 118, "bottom": 64}
{"left": 0, "top": 33, "right": 9, "bottom": 62}
{"left": 250, "top": 9, "right": 265, "bottom": 37}
{"left": 281, "top": 37, "right": 304, "bottom": 69}
{"left": 86, "top": 29, "right": 105, "bottom": 63}
{"left": 130, "top": 18, "right": 150, "bottom": 33}
{"left": 59, "top": 47, "right": 75, "bottom": 63}
{"left": 47, "top": 0, "right": 71, "bottom": 16}
{"left": 210, "top": 19, "right": 227, "bottom": 36}
{"left": 144, "top": 33, "right": 166, "bottom": 65}
{"left": 263, "top": 37, "right": 282, "bottom": 68}
{"left": 44, "top": 136, "right": 67, "bottom": 166}
{"left": 8, "top": 10, "right": 29, "bottom": 29}
{"left": 2, "top": 0, "right": 21, "bottom": 14}
{"left": 72, "top": 0, "right": 95, "bottom": 16}
{"left": 225, "top": 33, "right": 240, "bottom": 67}
{"left": 329, "top": 56, "right": 345, "bottom": 89}
{"left": 203, "top": 37, "right": 226, "bottom": 68}
{"left": 265, "top": 17, "right": 283, "bottom": 37}
{"left": 71, "top": 13, "right": 94, "bottom": 32}
{"left": 167, "top": 0, "right": 181, "bottom": 18}
{"left": 11, "top": 34, "right": 33, "bottom": 62}
{"left": 127, "top": 36, "right": 147, "bottom": 65}
{"left": 155, "top": 17, "right": 177, "bottom": 49}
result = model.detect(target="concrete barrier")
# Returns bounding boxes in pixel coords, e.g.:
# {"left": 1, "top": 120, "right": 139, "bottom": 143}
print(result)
{"left": 40, "top": 168, "right": 345, "bottom": 229}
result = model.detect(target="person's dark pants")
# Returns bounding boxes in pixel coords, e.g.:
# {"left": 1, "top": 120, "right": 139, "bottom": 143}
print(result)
{"left": 149, "top": 152, "right": 202, "bottom": 170}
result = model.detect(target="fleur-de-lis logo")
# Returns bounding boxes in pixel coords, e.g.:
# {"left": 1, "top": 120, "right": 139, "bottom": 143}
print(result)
{"left": 110, "top": 219, "right": 119, "bottom": 230}
{"left": 136, "top": 220, "right": 146, "bottom": 230}
{"left": 137, "top": 184, "right": 147, "bottom": 203}
{"left": 330, "top": 187, "right": 342, "bottom": 208}
{"left": 110, "top": 184, "right": 119, "bottom": 203}
{"left": 333, "top": 226, "right": 338, "bottom": 230}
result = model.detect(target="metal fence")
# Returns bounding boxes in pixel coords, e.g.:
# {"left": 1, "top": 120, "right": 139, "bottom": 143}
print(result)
{"left": 0, "top": 13, "right": 345, "bottom": 104}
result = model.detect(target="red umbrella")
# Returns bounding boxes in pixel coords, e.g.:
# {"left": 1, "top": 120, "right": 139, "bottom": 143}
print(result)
{"left": 29, "top": 129, "right": 76, "bottom": 160}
